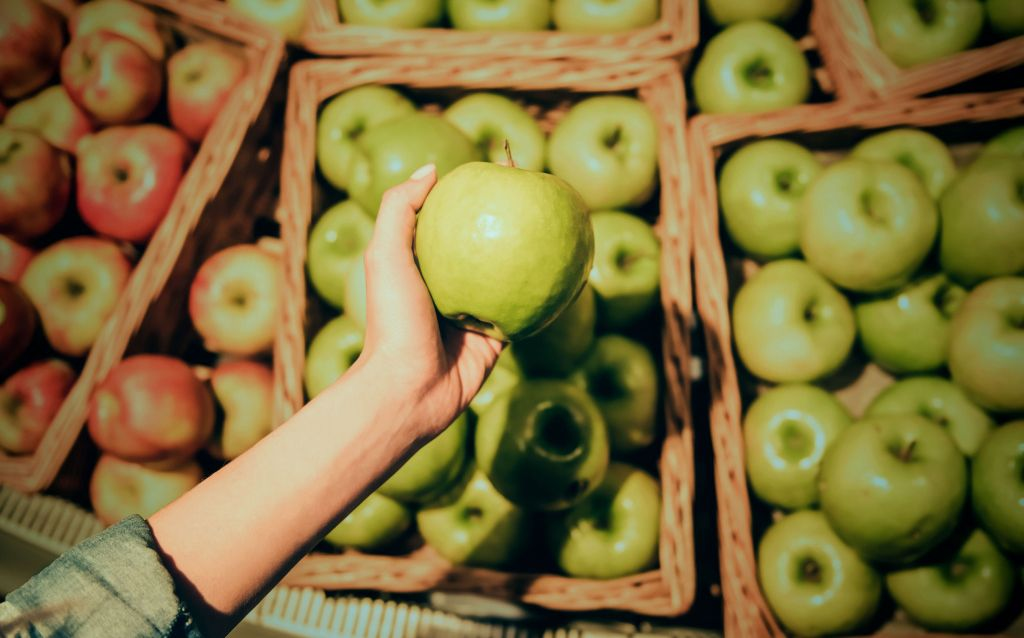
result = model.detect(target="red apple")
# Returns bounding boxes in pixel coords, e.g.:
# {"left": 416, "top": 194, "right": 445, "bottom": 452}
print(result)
{"left": 76, "top": 124, "right": 192, "bottom": 243}
{"left": 88, "top": 354, "right": 214, "bottom": 463}
{"left": 0, "top": 280, "right": 36, "bottom": 374}
{"left": 0, "top": 127, "right": 70, "bottom": 240}
{"left": 208, "top": 359, "right": 274, "bottom": 460}
{"left": 0, "top": 235, "right": 34, "bottom": 281}
{"left": 167, "top": 41, "right": 247, "bottom": 143}
{"left": 0, "top": 359, "right": 75, "bottom": 454}
{"left": 4, "top": 85, "right": 94, "bottom": 153}
{"left": 0, "top": 0, "right": 63, "bottom": 100}
{"left": 60, "top": 30, "right": 162, "bottom": 125}
{"left": 70, "top": 0, "right": 165, "bottom": 61}
{"left": 90, "top": 454, "right": 202, "bottom": 525}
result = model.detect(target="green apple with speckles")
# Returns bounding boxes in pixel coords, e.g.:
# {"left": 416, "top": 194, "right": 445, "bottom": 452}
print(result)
{"left": 551, "top": 0, "right": 658, "bottom": 33}
{"left": 866, "top": 0, "right": 983, "bottom": 68}
{"left": 307, "top": 200, "right": 373, "bottom": 309}
{"left": 324, "top": 491, "right": 411, "bottom": 551}
{"left": 587, "top": 210, "right": 660, "bottom": 329}
{"left": 380, "top": 412, "right": 469, "bottom": 504}
{"left": 851, "top": 128, "right": 957, "bottom": 199}
{"left": 339, "top": 0, "right": 443, "bottom": 27}
{"left": 512, "top": 283, "right": 596, "bottom": 377}
{"left": 444, "top": 92, "right": 545, "bottom": 171}
{"left": 980, "top": 125, "right": 1024, "bottom": 158}
{"left": 972, "top": 420, "right": 1024, "bottom": 555}
{"left": 303, "top": 315, "right": 364, "bottom": 399}
{"left": 704, "top": 0, "right": 803, "bottom": 25}
{"left": 448, "top": 0, "right": 551, "bottom": 31}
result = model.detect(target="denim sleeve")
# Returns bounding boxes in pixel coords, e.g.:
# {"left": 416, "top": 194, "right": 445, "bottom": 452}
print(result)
{"left": 0, "top": 514, "right": 201, "bottom": 637}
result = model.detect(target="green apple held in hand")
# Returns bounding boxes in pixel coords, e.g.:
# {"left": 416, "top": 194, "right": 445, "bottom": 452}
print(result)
{"left": 307, "top": 200, "right": 373, "bottom": 309}
{"left": 980, "top": 125, "right": 1024, "bottom": 158}
{"left": 476, "top": 379, "right": 609, "bottom": 510}
{"left": 469, "top": 348, "right": 521, "bottom": 416}
{"left": 443, "top": 93, "right": 545, "bottom": 172}
{"left": 819, "top": 415, "right": 967, "bottom": 564}
{"left": 551, "top": 0, "right": 658, "bottom": 33}
{"left": 693, "top": 21, "right": 810, "bottom": 114}
{"left": 866, "top": 0, "right": 984, "bottom": 68}
{"left": 801, "top": 158, "right": 938, "bottom": 293}
{"left": 547, "top": 96, "right": 658, "bottom": 211}
{"left": 304, "top": 315, "right": 364, "bottom": 399}
{"left": 972, "top": 420, "right": 1024, "bottom": 555}
{"left": 851, "top": 128, "right": 957, "bottom": 199}
{"left": 570, "top": 335, "right": 658, "bottom": 454}
{"left": 588, "top": 211, "right": 660, "bottom": 329}
{"left": 380, "top": 412, "right": 468, "bottom": 504}
{"left": 704, "top": 0, "right": 803, "bottom": 25}
{"left": 512, "top": 284, "right": 596, "bottom": 377}
{"left": 732, "top": 260, "right": 855, "bottom": 383}
{"left": 854, "top": 273, "right": 966, "bottom": 374}
{"left": 758, "top": 510, "right": 882, "bottom": 637}
{"left": 338, "top": 0, "right": 442, "bottom": 27}
{"left": 324, "top": 491, "right": 410, "bottom": 551}
{"left": 415, "top": 162, "right": 593, "bottom": 341}
{"left": 447, "top": 0, "right": 551, "bottom": 31}
{"left": 886, "top": 528, "right": 1017, "bottom": 632}
{"left": 316, "top": 86, "right": 415, "bottom": 191}
{"left": 986, "top": 0, "right": 1024, "bottom": 36}
{"left": 743, "top": 384, "right": 851, "bottom": 510}
{"left": 343, "top": 256, "right": 367, "bottom": 329}
{"left": 547, "top": 462, "right": 660, "bottom": 579}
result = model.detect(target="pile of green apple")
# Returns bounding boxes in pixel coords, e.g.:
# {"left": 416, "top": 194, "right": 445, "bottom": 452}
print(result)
{"left": 718, "top": 123, "right": 1024, "bottom": 634}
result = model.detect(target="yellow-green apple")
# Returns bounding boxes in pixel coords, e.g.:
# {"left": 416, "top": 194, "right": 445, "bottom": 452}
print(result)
{"left": 939, "top": 155, "right": 1024, "bottom": 285}
{"left": 227, "top": 0, "right": 309, "bottom": 40}
{"left": 851, "top": 128, "right": 957, "bottom": 199}
{"left": 324, "top": 491, "right": 411, "bottom": 551}
{"left": 88, "top": 354, "right": 214, "bottom": 463}
{"left": 315, "top": 85, "right": 415, "bottom": 192}
{"left": 70, "top": 0, "right": 165, "bottom": 61}
{"left": 61, "top": 31, "right": 163, "bottom": 125}
{"left": 547, "top": 96, "right": 657, "bottom": 210}
{"left": 718, "top": 138, "right": 821, "bottom": 260}
{"left": 0, "top": 235, "right": 34, "bottom": 281}
{"left": 448, "top": 0, "right": 550, "bottom": 30}
{"left": 692, "top": 20, "right": 810, "bottom": 113}
{"left": 306, "top": 200, "right": 373, "bottom": 309}
{"left": 948, "top": 277, "right": 1024, "bottom": 412}
{"left": 476, "top": 379, "right": 608, "bottom": 510}
{"left": 303, "top": 315, "right": 364, "bottom": 399}
{"left": 0, "top": 127, "right": 70, "bottom": 240}
{"left": 167, "top": 41, "right": 247, "bottom": 143}
{"left": 987, "top": 0, "right": 1024, "bottom": 36}
{"left": 732, "top": 259, "right": 855, "bottom": 383}
{"left": 743, "top": 383, "right": 851, "bottom": 510}
{"left": 511, "top": 283, "right": 595, "bottom": 377}
{"left": 89, "top": 454, "right": 202, "bottom": 526}
{"left": 0, "top": 279, "right": 35, "bottom": 374}
{"left": 444, "top": 92, "right": 545, "bottom": 171}
{"left": 866, "top": 0, "right": 983, "bottom": 68}
{"left": 972, "top": 420, "right": 1024, "bottom": 555}
{"left": 0, "top": 0, "right": 63, "bottom": 100}
{"left": 208, "top": 359, "right": 274, "bottom": 460}
{"left": 416, "top": 464, "right": 528, "bottom": 567}
{"left": 866, "top": 376, "right": 994, "bottom": 457}
{"left": 854, "top": 273, "right": 966, "bottom": 374}
{"left": 0, "top": 359, "right": 75, "bottom": 454}
{"left": 818, "top": 415, "right": 967, "bottom": 564}
{"left": 380, "top": 412, "right": 468, "bottom": 503}
{"left": 343, "top": 256, "right": 367, "bottom": 328}
{"left": 4, "top": 85, "right": 94, "bottom": 154}
{"left": 552, "top": 0, "right": 658, "bottom": 32}
{"left": 339, "top": 0, "right": 443, "bottom": 27}
{"left": 547, "top": 462, "right": 660, "bottom": 579}
{"left": 800, "top": 158, "right": 938, "bottom": 292}
{"left": 415, "top": 161, "right": 593, "bottom": 340}
{"left": 757, "top": 510, "right": 882, "bottom": 637}
{"left": 189, "top": 243, "right": 281, "bottom": 356}
{"left": 76, "top": 124, "right": 192, "bottom": 243}
{"left": 469, "top": 348, "right": 521, "bottom": 416}
{"left": 980, "top": 125, "right": 1024, "bottom": 158}
{"left": 704, "top": 0, "right": 802, "bottom": 25}
{"left": 21, "top": 237, "right": 131, "bottom": 356}
{"left": 570, "top": 334, "right": 657, "bottom": 454}
{"left": 886, "top": 528, "right": 1017, "bottom": 632}
{"left": 587, "top": 210, "right": 660, "bottom": 328}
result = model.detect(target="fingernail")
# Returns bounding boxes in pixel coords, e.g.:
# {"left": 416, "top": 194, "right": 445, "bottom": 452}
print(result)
{"left": 411, "top": 163, "right": 436, "bottom": 180}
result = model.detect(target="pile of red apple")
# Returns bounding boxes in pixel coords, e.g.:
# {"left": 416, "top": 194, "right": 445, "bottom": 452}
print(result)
{"left": 719, "top": 123, "right": 1024, "bottom": 634}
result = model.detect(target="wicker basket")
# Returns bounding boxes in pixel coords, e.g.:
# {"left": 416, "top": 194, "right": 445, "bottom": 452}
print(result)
{"left": 274, "top": 56, "right": 696, "bottom": 616}
{"left": 813, "top": 0, "right": 1024, "bottom": 101}
{"left": 689, "top": 90, "right": 1024, "bottom": 637}
{"left": 301, "top": 0, "right": 696, "bottom": 65}
{"left": 0, "top": 0, "right": 284, "bottom": 494}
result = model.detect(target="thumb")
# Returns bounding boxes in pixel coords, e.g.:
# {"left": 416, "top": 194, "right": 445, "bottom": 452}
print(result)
{"left": 365, "top": 163, "right": 437, "bottom": 268}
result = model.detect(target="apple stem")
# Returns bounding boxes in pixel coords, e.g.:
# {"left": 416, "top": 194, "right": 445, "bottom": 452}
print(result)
{"left": 801, "top": 559, "right": 822, "bottom": 584}
{"left": 504, "top": 139, "right": 517, "bottom": 169}
{"left": 899, "top": 439, "right": 917, "bottom": 463}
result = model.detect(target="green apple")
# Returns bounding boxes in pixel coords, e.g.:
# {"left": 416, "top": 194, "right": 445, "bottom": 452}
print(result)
{"left": 987, "top": 0, "right": 1024, "bottom": 36}
{"left": 447, "top": 0, "right": 551, "bottom": 31}
{"left": 866, "top": 0, "right": 984, "bottom": 68}
{"left": 704, "top": 0, "right": 803, "bottom": 25}
{"left": 819, "top": 415, "right": 967, "bottom": 564}
{"left": 547, "top": 96, "right": 658, "bottom": 210}
{"left": 324, "top": 491, "right": 411, "bottom": 551}
{"left": 226, "top": 0, "right": 308, "bottom": 40}
{"left": 315, "top": 85, "right": 415, "bottom": 191}
{"left": 511, "top": 283, "right": 596, "bottom": 377}
{"left": 347, "top": 112, "right": 480, "bottom": 216}
{"left": 980, "top": 125, "right": 1024, "bottom": 158}
{"left": 854, "top": 273, "right": 966, "bottom": 374}
{"left": 417, "top": 464, "right": 528, "bottom": 567}
{"left": 338, "top": 0, "right": 443, "bottom": 27}
{"left": 551, "top": 0, "right": 658, "bottom": 33}
{"left": 587, "top": 210, "right": 660, "bottom": 329}
{"left": 948, "top": 276, "right": 1024, "bottom": 412}
{"left": 469, "top": 348, "right": 521, "bottom": 415}
{"left": 939, "top": 155, "right": 1024, "bottom": 286}
{"left": 732, "top": 259, "right": 856, "bottom": 383}
{"left": 758, "top": 510, "right": 882, "bottom": 637}
{"left": 743, "top": 384, "right": 851, "bottom": 510}
{"left": 547, "top": 462, "right": 660, "bottom": 579}
{"left": 379, "top": 411, "right": 468, "bottom": 503}
{"left": 972, "top": 420, "right": 1024, "bottom": 555}
{"left": 800, "top": 158, "right": 937, "bottom": 293}
{"left": 886, "top": 528, "right": 1017, "bottom": 632}
{"left": 343, "top": 255, "right": 367, "bottom": 329}
{"left": 443, "top": 92, "right": 545, "bottom": 171}
{"left": 415, "top": 161, "right": 593, "bottom": 341}
{"left": 850, "top": 128, "right": 957, "bottom": 199}
{"left": 570, "top": 335, "right": 658, "bottom": 454}
{"left": 476, "top": 379, "right": 609, "bottom": 510}
{"left": 303, "top": 315, "right": 364, "bottom": 399}
{"left": 692, "top": 20, "right": 810, "bottom": 114}
{"left": 306, "top": 200, "right": 374, "bottom": 309}
{"left": 718, "top": 139, "right": 822, "bottom": 260}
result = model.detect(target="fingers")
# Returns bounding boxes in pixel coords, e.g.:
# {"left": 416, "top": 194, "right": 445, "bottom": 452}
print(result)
{"left": 366, "top": 164, "right": 436, "bottom": 268}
